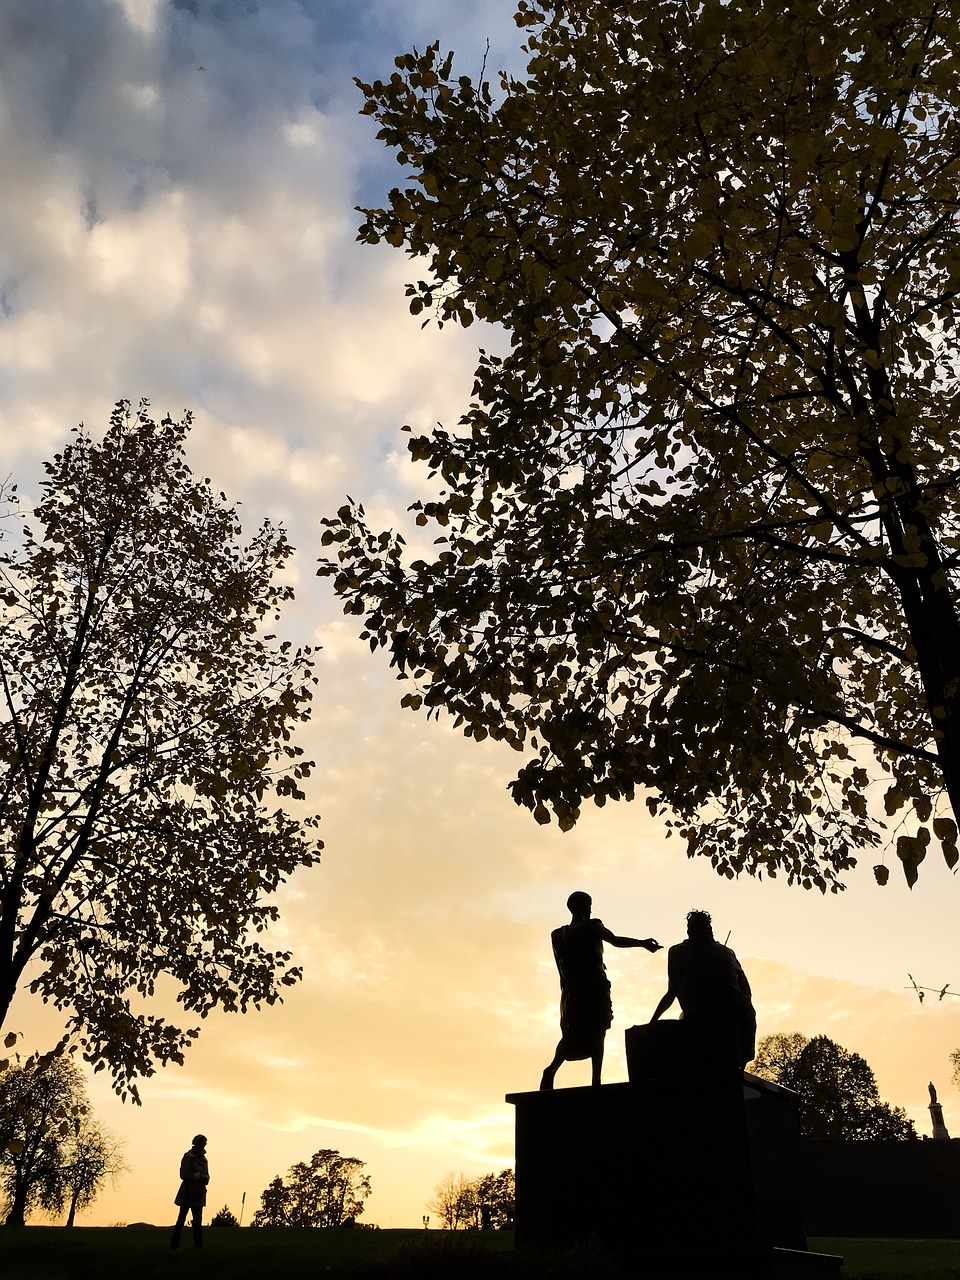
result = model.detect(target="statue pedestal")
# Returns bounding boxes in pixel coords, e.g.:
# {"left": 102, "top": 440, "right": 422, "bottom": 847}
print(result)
{"left": 507, "top": 1022, "right": 842, "bottom": 1279}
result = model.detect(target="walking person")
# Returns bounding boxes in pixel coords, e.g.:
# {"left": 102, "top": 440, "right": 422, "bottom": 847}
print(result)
{"left": 171, "top": 1134, "right": 209, "bottom": 1249}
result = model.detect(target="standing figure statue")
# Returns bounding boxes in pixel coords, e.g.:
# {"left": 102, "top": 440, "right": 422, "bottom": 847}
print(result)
{"left": 650, "top": 910, "right": 756, "bottom": 1070}
{"left": 171, "top": 1133, "right": 209, "bottom": 1249}
{"left": 540, "top": 891, "right": 661, "bottom": 1090}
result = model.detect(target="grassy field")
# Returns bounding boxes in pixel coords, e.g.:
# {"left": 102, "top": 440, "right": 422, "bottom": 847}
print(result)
{"left": 0, "top": 1228, "right": 957, "bottom": 1279}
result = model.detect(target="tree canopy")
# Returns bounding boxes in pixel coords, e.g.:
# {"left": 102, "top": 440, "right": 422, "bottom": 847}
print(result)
{"left": 427, "top": 1168, "right": 515, "bottom": 1230}
{"left": 753, "top": 1032, "right": 917, "bottom": 1140}
{"left": 469, "top": 1169, "right": 515, "bottom": 1230}
{"left": 251, "top": 1149, "right": 371, "bottom": 1228}
{"left": 0, "top": 1056, "right": 95, "bottom": 1226}
{"left": 427, "top": 1171, "right": 476, "bottom": 1231}
{"left": 53, "top": 1114, "right": 125, "bottom": 1229}
{"left": 0, "top": 402, "right": 321, "bottom": 1096}
{"left": 321, "top": 0, "right": 960, "bottom": 889}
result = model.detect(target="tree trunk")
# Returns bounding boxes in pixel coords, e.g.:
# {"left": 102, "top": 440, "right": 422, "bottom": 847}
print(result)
{"left": 4, "top": 1183, "right": 27, "bottom": 1227}
{"left": 65, "top": 1188, "right": 80, "bottom": 1228}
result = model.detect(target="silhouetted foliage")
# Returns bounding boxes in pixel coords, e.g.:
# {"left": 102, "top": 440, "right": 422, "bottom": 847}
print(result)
{"left": 322, "top": 0, "right": 960, "bottom": 892}
{"left": 209, "top": 1204, "right": 239, "bottom": 1227}
{"left": 0, "top": 401, "right": 322, "bottom": 1097}
{"left": 427, "top": 1172, "right": 475, "bottom": 1231}
{"left": 49, "top": 1116, "right": 126, "bottom": 1229}
{"left": 0, "top": 1056, "right": 122, "bottom": 1227}
{"left": 754, "top": 1033, "right": 917, "bottom": 1139}
{"left": 428, "top": 1169, "right": 515, "bottom": 1231}
{"left": 470, "top": 1169, "right": 515, "bottom": 1230}
{"left": 251, "top": 1149, "right": 371, "bottom": 1228}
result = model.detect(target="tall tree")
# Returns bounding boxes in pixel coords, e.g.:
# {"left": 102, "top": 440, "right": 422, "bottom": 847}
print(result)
{"left": 54, "top": 1119, "right": 126, "bottom": 1228}
{"left": 0, "top": 1057, "right": 88, "bottom": 1227}
{"left": 251, "top": 1175, "right": 292, "bottom": 1228}
{"left": 322, "top": 0, "right": 960, "bottom": 889}
{"left": 251, "top": 1150, "right": 371, "bottom": 1228}
{"left": 0, "top": 402, "right": 321, "bottom": 1096}
{"left": 470, "top": 1168, "right": 515, "bottom": 1230}
{"left": 753, "top": 1033, "right": 917, "bottom": 1140}
{"left": 427, "top": 1171, "right": 476, "bottom": 1231}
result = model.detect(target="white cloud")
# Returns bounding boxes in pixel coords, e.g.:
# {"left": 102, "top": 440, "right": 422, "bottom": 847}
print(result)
{"left": 3, "top": 0, "right": 960, "bottom": 1235}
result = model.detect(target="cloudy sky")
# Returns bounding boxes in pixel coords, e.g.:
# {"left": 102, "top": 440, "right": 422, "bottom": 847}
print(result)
{"left": 4, "top": 0, "right": 960, "bottom": 1229}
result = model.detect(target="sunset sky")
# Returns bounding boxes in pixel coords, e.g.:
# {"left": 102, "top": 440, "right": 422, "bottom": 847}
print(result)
{"left": 4, "top": 0, "right": 960, "bottom": 1229}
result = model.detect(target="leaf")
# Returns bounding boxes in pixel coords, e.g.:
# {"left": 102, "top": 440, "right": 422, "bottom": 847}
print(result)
{"left": 896, "top": 835, "right": 927, "bottom": 889}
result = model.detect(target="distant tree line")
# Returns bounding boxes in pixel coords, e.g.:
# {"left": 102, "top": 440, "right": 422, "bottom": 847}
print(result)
{"left": 428, "top": 1169, "right": 515, "bottom": 1230}
{"left": 0, "top": 1055, "right": 125, "bottom": 1226}
{"left": 753, "top": 1033, "right": 917, "bottom": 1140}
{"left": 251, "top": 1149, "right": 371, "bottom": 1228}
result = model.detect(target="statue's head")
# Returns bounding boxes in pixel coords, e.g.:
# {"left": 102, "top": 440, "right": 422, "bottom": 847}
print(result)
{"left": 566, "top": 891, "right": 592, "bottom": 918}
{"left": 686, "top": 910, "right": 713, "bottom": 940}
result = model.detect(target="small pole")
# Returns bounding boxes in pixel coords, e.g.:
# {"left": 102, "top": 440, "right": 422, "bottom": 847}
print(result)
{"left": 239, "top": 1191, "right": 246, "bottom": 1227}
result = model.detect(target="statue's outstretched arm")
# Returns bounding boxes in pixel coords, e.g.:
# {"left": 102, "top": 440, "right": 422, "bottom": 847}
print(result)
{"left": 601, "top": 927, "right": 661, "bottom": 951}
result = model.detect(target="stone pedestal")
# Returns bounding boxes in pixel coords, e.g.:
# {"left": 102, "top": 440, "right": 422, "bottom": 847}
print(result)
{"left": 506, "top": 1021, "right": 842, "bottom": 1279}
{"left": 929, "top": 1100, "right": 950, "bottom": 1141}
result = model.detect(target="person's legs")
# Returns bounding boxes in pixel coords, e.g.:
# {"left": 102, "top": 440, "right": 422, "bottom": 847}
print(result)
{"left": 191, "top": 1205, "right": 203, "bottom": 1248}
{"left": 171, "top": 1204, "right": 189, "bottom": 1248}
{"left": 539, "top": 1040, "right": 567, "bottom": 1090}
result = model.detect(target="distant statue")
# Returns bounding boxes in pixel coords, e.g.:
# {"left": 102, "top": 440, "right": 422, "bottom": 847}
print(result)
{"left": 540, "top": 891, "right": 661, "bottom": 1089}
{"left": 171, "top": 1134, "right": 209, "bottom": 1249}
{"left": 928, "top": 1081, "right": 951, "bottom": 1140}
{"left": 650, "top": 910, "right": 756, "bottom": 1070}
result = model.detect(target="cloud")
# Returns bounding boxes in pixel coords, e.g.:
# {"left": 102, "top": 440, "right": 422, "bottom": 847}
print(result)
{"left": 3, "top": 0, "right": 960, "bottom": 1235}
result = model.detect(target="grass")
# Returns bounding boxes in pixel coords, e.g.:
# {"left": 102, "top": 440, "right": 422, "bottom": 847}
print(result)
{"left": 0, "top": 1227, "right": 957, "bottom": 1279}
{"left": 812, "top": 1237, "right": 960, "bottom": 1280}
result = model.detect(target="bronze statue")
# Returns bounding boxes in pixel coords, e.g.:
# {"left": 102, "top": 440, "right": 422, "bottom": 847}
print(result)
{"left": 650, "top": 910, "right": 756, "bottom": 1069}
{"left": 540, "top": 891, "right": 660, "bottom": 1089}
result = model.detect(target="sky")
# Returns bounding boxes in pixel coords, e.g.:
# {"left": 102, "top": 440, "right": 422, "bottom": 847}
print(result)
{"left": 3, "top": 0, "right": 960, "bottom": 1230}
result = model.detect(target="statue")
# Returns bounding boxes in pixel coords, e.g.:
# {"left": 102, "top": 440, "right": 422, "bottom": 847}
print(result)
{"left": 928, "top": 1081, "right": 951, "bottom": 1140}
{"left": 650, "top": 910, "right": 756, "bottom": 1070}
{"left": 540, "top": 891, "right": 660, "bottom": 1089}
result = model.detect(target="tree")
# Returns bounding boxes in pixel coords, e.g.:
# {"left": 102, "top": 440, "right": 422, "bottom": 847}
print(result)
{"left": 470, "top": 1168, "right": 515, "bottom": 1230}
{"left": 209, "top": 1204, "right": 239, "bottom": 1227}
{"left": 54, "top": 1118, "right": 126, "bottom": 1228}
{"left": 427, "top": 1171, "right": 476, "bottom": 1230}
{"left": 0, "top": 1057, "right": 88, "bottom": 1227}
{"left": 251, "top": 1149, "right": 371, "bottom": 1228}
{"left": 251, "top": 1175, "right": 291, "bottom": 1227}
{"left": 321, "top": 0, "right": 960, "bottom": 890}
{"left": 753, "top": 1033, "right": 916, "bottom": 1140}
{"left": 0, "top": 401, "right": 322, "bottom": 1096}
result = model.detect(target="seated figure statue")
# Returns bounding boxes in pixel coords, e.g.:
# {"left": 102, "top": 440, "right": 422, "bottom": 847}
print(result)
{"left": 540, "top": 891, "right": 660, "bottom": 1089}
{"left": 650, "top": 910, "right": 757, "bottom": 1070}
